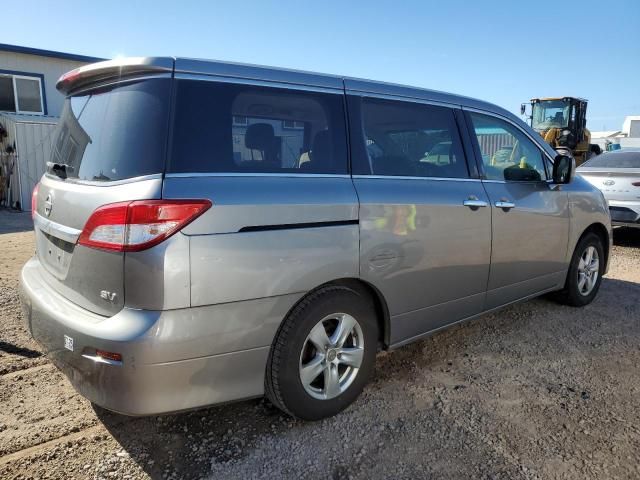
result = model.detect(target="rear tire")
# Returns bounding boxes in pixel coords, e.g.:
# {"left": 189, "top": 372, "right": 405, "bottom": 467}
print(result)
{"left": 265, "top": 286, "right": 378, "bottom": 420}
{"left": 554, "top": 232, "right": 604, "bottom": 307}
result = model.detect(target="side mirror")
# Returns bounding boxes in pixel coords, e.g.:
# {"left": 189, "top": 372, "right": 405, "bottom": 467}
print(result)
{"left": 520, "top": 103, "right": 527, "bottom": 116}
{"left": 552, "top": 153, "right": 575, "bottom": 184}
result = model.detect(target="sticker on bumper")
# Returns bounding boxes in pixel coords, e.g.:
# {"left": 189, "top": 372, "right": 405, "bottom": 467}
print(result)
{"left": 64, "top": 335, "right": 74, "bottom": 352}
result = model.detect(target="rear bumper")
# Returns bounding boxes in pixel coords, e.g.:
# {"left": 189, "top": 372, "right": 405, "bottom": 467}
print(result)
{"left": 19, "top": 256, "right": 282, "bottom": 416}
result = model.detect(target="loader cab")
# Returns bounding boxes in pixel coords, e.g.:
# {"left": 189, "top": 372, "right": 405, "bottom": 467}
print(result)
{"left": 528, "top": 97, "right": 588, "bottom": 149}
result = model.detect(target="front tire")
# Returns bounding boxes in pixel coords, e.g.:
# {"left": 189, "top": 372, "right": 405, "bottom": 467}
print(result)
{"left": 265, "top": 286, "right": 378, "bottom": 420}
{"left": 555, "top": 232, "right": 604, "bottom": 306}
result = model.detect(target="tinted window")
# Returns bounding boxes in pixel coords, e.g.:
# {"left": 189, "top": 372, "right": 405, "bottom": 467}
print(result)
{"left": 51, "top": 79, "right": 170, "bottom": 182}
{"left": 469, "top": 113, "right": 547, "bottom": 182}
{"left": 355, "top": 98, "right": 468, "bottom": 178}
{"left": 0, "top": 76, "right": 16, "bottom": 111}
{"left": 169, "top": 80, "right": 347, "bottom": 174}
{"left": 583, "top": 151, "right": 640, "bottom": 168}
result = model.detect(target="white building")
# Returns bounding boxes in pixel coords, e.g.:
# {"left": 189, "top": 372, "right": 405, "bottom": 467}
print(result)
{"left": 622, "top": 116, "right": 640, "bottom": 138}
{"left": 591, "top": 116, "right": 640, "bottom": 150}
{"left": 0, "top": 44, "right": 103, "bottom": 209}
{"left": 0, "top": 43, "right": 102, "bottom": 117}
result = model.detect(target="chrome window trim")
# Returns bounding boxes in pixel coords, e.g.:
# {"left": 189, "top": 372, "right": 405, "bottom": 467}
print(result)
{"left": 461, "top": 105, "right": 556, "bottom": 164}
{"left": 481, "top": 179, "right": 553, "bottom": 185}
{"left": 484, "top": 178, "right": 565, "bottom": 186}
{"left": 43, "top": 172, "right": 163, "bottom": 187}
{"left": 173, "top": 73, "right": 343, "bottom": 95}
{"left": 352, "top": 174, "right": 481, "bottom": 182}
{"left": 165, "top": 172, "right": 481, "bottom": 182}
{"left": 164, "top": 172, "right": 351, "bottom": 179}
{"left": 33, "top": 212, "right": 82, "bottom": 243}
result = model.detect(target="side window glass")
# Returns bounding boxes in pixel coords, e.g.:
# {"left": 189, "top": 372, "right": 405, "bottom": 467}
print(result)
{"left": 170, "top": 81, "right": 348, "bottom": 174}
{"left": 231, "top": 93, "right": 326, "bottom": 171}
{"left": 469, "top": 113, "right": 547, "bottom": 181}
{"left": 361, "top": 98, "right": 468, "bottom": 178}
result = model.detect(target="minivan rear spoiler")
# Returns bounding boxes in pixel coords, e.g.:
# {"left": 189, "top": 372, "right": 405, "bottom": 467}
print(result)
{"left": 56, "top": 57, "right": 174, "bottom": 94}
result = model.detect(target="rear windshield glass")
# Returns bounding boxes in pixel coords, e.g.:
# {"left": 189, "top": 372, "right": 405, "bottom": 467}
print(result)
{"left": 583, "top": 151, "right": 640, "bottom": 169}
{"left": 50, "top": 78, "right": 170, "bottom": 182}
{"left": 169, "top": 80, "right": 348, "bottom": 174}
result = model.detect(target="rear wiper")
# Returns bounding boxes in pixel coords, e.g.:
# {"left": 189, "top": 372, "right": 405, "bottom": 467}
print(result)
{"left": 92, "top": 172, "right": 111, "bottom": 181}
{"left": 46, "top": 162, "right": 74, "bottom": 179}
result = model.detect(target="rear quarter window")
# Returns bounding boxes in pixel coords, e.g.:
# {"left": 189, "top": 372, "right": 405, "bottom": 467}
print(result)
{"left": 168, "top": 80, "right": 348, "bottom": 174}
{"left": 51, "top": 78, "right": 171, "bottom": 182}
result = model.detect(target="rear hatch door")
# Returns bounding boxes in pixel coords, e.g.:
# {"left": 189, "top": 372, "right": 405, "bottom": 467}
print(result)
{"left": 34, "top": 75, "right": 172, "bottom": 316}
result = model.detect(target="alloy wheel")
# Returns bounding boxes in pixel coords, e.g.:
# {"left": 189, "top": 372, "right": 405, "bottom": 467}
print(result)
{"left": 299, "top": 313, "right": 364, "bottom": 400}
{"left": 577, "top": 245, "right": 600, "bottom": 296}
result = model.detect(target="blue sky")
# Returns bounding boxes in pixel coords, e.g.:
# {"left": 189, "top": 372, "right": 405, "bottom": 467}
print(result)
{"left": 5, "top": 0, "right": 639, "bottom": 130}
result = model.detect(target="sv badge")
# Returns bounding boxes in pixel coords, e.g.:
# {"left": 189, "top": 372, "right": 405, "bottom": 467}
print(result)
{"left": 100, "top": 290, "right": 118, "bottom": 303}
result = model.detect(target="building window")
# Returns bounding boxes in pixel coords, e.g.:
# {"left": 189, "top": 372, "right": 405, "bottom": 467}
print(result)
{"left": 232, "top": 115, "right": 248, "bottom": 126}
{"left": 0, "top": 74, "right": 44, "bottom": 115}
{"left": 282, "top": 120, "right": 304, "bottom": 130}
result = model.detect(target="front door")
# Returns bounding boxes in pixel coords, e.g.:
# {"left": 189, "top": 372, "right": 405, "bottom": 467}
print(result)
{"left": 347, "top": 94, "right": 492, "bottom": 345}
{"left": 466, "top": 111, "right": 570, "bottom": 309}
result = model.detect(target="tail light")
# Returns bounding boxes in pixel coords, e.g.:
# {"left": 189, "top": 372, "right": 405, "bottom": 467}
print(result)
{"left": 78, "top": 199, "right": 211, "bottom": 252}
{"left": 31, "top": 183, "right": 39, "bottom": 219}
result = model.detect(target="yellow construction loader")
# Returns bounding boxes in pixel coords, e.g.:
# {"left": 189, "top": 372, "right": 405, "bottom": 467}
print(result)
{"left": 521, "top": 97, "right": 600, "bottom": 165}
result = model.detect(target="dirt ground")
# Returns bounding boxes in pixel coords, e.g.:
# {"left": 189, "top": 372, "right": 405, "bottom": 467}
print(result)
{"left": 1, "top": 208, "right": 639, "bottom": 480}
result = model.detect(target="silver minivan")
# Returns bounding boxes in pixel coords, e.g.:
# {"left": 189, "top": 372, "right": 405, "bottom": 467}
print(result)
{"left": 21, "top": 57, "right": 612, "bottom": 420}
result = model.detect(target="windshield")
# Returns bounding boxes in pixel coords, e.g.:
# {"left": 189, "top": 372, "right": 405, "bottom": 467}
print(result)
{"left": 50, "top": 78, "right": 170, "bottom": 182}
{"left": 582, "top": 151, "right": 640, "bottom": 169}
{"left": 532, "top": 100, "right": 570, "bottom": 130}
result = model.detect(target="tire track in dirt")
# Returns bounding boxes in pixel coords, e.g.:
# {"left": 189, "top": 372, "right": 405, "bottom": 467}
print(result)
{"left": 0, "top": 425, "right": 106, "bottom": 467}
{"left": 0, "top": 362, "right": 53, "bottom": 379}
{"left": 0, "top": 362, "right": 100, "bottom": 457}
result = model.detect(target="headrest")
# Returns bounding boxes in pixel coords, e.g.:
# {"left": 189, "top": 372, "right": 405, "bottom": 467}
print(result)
{"left": 245, "top": 123, "right": 275, "bottom": 150}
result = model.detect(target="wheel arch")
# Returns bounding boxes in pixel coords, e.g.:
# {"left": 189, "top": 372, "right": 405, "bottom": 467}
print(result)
{"left": 579, "top": 222, "right": 611, "bottom": 272}
{"left": 282, "top": 278, "right": 391, "bottom": 351}
{"left": 331, "top": 278, "right": 391, "bottom": 350}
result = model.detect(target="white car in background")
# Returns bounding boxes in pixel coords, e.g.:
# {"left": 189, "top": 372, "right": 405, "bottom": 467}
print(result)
{"left": 578, "top": 150, "right": 640, "bottom": 228}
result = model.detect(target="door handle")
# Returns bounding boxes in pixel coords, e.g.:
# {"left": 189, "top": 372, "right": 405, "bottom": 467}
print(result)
{"left": 495, "top": 200, "right": 516, "bottom": 209}
{"left": 463, "top": 197, "right": 488, "bottom": 208}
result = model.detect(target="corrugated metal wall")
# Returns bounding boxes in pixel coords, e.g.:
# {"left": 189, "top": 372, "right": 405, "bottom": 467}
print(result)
{"left": 16, "top": 121, "right": 57, "bottom": 209}
{"left": 477, "top": 133, "right": 513, "bottom": 157}
{"left": 0, "top": 114, "right": 57, "bottom": 210}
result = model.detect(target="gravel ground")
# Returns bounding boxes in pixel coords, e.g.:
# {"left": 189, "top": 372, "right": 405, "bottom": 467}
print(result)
{"left": 1, "top": 208, "right": 639, "bottom": 479}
